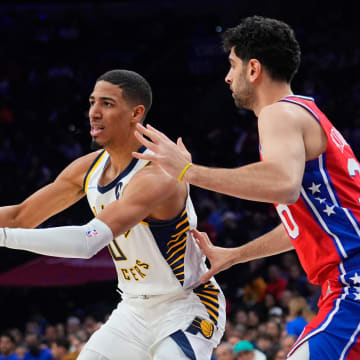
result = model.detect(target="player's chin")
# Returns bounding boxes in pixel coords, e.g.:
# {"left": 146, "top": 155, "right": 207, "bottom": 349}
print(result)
{"left": 90, "top": 137, "right": 104, "bottom": 150}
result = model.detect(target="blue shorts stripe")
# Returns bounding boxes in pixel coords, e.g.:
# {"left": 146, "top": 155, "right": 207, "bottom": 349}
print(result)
{"left": 303, "top": 292, "right": 360, "bottom": 359}
{"left": 170, "top": 330, "right": 196, "bottom": 360}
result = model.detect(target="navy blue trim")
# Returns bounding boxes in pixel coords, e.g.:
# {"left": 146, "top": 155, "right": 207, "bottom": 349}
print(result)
{"left": 145, "top": 206, "right": 186, "bottom": 227}
{"left": 147, "top": 206, "right": 187, "bottom": 258}
{"left": 170, "top": 330, "right": 196, "bottom": 360}
{"left": 284, "top": 94, "right": 314, "bottom": 101}
{"left": 97, "top": 146, "right": 146, "bottom": 194}
{"left": 83, "top": 150, "right": 106, "bottom": 191}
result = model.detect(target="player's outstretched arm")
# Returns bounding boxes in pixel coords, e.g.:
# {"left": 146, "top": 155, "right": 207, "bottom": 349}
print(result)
{"left": 134, "top": 103, "right": 308, "bottom": 205}
{"left": 0, "top": 164, "right": 186, "bottom": 259}
{"left": 0, "top": 151, "right": 100, "bottom": 229}
{"left": 194, "top": 224, "right": 294, "bottom": 283}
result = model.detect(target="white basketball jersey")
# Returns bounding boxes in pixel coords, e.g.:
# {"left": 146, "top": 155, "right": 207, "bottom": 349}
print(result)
{"left": 84, "top": 147, "right": 212, "bottom": 298}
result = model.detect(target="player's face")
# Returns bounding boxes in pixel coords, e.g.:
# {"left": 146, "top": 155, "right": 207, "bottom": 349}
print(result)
{"left": 215, "top": 345, "right": 235, "bottom": 360}
{"left": 236, "top": 351, "right": 254, "bottom": 360}
{"left": 89, "top": 81, "right": 135, "bottom": 148}
{"left": 225, "top": 47, "right": 254, "bottom": 110}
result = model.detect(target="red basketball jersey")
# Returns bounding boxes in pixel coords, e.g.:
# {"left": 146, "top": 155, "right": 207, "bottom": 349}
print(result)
{"left": 275, "top": 95, "right": 360, "bottom": 286}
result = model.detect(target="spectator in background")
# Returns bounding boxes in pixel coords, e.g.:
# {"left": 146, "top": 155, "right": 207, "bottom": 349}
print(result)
{"left": 234, "top": 340, "right": 266, "bottom": 360}
{"left": 14, "top": 346, "right": 26, "bottom": 360}
{"left": 279, "top": 335, "right": 296, "bottom": 355}
{"left": 285, "top": 297, "right": 316, "bottom": 337}
{"left": 82, "top": 316, "right": 101, "bottom": 338}
{"left": 50, "top": 339, "right": 74, "bottom": 360}
{"left": 43, "top": 327, "right": 58, "bottom": 348}
{"left": 65, "top": 318, "right": 80, "bottom": 337}
{"left": 67, "top": 334, "right": 85, "bottom": 359}
{"left": 23, "top": 334, "right": 53, "bottom": 360}
{"left": 196, "top": 204, "right": 218, "bottom": 244}
{"left": 264, "top": 265, "right": 287, "bottom": 302}
{"left": 273, "top": 349, "right": 286, "bottom": 360}
{"left": 214, "top": 342, "right": 236, "bottom": 360}
{"left": 0, "top": 333, "right": 20, "bottom": 360}
{"left": 254, "top": 333, "right": 273, "bottom": 357}
{"left": 227, "top": 334, "right": 243, "bottom": 348}
{"left": 285, "top": 263, "right": 308, "bottom": 296}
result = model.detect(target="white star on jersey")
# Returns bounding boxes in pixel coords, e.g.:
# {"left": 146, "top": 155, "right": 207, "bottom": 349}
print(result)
{"left": 354, "top": 289, "right": 360, "bottom": 301}
{"left": 308, "top": 182, "right": 321, "bottom": 195}
{"left": 323, "top": 204, "right": 336, "bottom": 216}
{"left": 315, "top": 197, "right": 326, "bottom": 204}
{"left": 351, "top": 273, "right": 360, "bottom": 285}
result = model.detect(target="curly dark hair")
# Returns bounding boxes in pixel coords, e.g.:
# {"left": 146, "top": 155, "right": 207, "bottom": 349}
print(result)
{"left": 222, "top": 16, "right": 301, "bottom": 83}
{"left": 97, "top": 69, "right": 152, "bottom": 120}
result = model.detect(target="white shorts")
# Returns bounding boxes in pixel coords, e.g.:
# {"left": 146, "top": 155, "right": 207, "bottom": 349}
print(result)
{"left": 78, "top": 290, "right": 225, "bottom": 360}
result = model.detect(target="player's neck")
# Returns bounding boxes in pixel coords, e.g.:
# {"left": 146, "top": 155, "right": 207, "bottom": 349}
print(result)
{"left": 104, "top": 139, "right": 143, "bottom": 176}
{"left": 253, "top": 81, "right": 293, "bottom": 117}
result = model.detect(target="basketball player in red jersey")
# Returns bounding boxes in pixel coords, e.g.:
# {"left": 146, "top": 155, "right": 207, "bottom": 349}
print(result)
{"left": 133, "top": 16, "right": 360, "bottom": 360}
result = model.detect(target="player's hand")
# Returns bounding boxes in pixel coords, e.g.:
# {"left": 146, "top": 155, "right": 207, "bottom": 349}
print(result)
{"left": 192, "top": 229, "right": 236, "bottom": 283}
{"left": 133, "top": 124, "right": 192, "bottom": 180}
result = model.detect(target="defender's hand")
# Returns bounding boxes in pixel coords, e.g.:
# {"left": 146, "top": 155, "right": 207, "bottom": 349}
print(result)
{"left": 133, "top": 124, "right": 192, "bottom": 180}
{"left": 192, "top": 229, "right": 237, "bottom": 283}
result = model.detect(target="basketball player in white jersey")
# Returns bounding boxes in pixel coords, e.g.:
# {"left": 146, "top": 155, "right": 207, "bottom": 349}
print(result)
{"left": 0, "top": 70, "right": 225, "bottom": 359}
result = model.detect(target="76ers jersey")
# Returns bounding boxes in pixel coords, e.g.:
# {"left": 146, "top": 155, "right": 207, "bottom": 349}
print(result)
{"left": 275, "top": 95, "right": 360, "bottom": 287}
{"left": 83, "top": 146, "right": 213, "bottom": 297}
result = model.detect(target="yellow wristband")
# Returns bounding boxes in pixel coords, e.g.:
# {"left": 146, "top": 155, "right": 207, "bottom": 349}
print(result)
{"left": 178, "top": 163, "right": 193, "bottom": 182}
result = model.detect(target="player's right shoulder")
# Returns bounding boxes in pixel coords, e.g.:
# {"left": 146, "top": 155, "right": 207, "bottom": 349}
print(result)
{"left": 56, "top": 150, "right": 105, "bottom": 188}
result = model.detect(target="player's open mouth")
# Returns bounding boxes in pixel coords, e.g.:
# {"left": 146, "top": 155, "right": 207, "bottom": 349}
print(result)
{"left": 90, "top": 126, "right": 105, "bottom": 136}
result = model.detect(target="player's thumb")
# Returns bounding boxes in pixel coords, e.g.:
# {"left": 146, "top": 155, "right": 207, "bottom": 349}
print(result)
{"left": 177, "top": 137, "right": 186, "bottom": 150}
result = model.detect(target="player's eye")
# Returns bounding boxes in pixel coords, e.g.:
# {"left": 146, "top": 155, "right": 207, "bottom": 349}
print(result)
{"left": 104, "top": 102, "right": 113, "bottom": 107}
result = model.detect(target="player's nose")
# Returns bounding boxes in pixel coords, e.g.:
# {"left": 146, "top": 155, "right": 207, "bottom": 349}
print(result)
{"left": 89, "top": 105, "right": 101, "bottom": 119}
{"left": 225, "top": 71, "right": 232, "bottom": 84}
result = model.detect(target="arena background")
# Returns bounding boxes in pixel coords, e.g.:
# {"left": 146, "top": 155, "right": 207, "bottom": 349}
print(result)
{"left": 0, "top": 1, "right": 360, "bottom": 358}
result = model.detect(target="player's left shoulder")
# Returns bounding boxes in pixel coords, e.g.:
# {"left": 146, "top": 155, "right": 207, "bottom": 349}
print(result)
{"left": 259, "top": 101, "right": 304, "bottom": 122}
{"left": 259, "top": 100, "right": 313, "bottom": 134}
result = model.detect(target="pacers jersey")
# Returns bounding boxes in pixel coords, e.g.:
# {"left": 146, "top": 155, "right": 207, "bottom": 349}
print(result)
{"left": 83, "top": 146, "right": 212, "bottom": 297}
{"left": 274, "top": 95, "right": 360, "bottom": 287}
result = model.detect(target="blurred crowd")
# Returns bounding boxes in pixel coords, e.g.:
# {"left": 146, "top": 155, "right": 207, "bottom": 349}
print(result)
{"left": 1, "top": 1, "right": 360, "bottom": 358}
{"left": 0, "top": 315, "right": 101, "bottom": 360}
{"left": 0, "top": 280, "right": 319, "bottom": 360}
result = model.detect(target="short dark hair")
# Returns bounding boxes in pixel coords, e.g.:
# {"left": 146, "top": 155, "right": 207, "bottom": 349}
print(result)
{"left": 96, "top": 70, "right": 152, "bottom": 120}
{"left": 1, "top": 332, "right": 16, "bottom": 344}
{"left": 222, "top": 16, "right": 301, "bottom": 83}
{"left": 55, "top": 337, "right": 71, "bottom": 351}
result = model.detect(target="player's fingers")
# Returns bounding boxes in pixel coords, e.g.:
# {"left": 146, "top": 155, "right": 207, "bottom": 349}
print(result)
{"left": 200, "top": 270, "right": 214, "bottom": 284}
{"left": 134, "top": 130, "right": 157, "bottom": 150}
{"left": 177, "top": 137, "right": 186, "bottom": 151}
{"left": 177, "top": 137, "right": 192, "bottom": 161}
{"left": 146, "top": 124, "right": 169, "bottom": 140}
{"left": 192, "top": 229, "right": 212, "bottom": 248}
{"left": 132, "top": 151, "right": 156, "bottom": 161}
{"left": 136, "top": 123, "right": 161, "bottom": 143}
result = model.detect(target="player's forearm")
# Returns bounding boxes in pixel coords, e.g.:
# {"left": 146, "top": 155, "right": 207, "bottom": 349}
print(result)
{"left": 184, "top": 161, "right": 300, "bottom": 204}
{"left": 231, "top": 224, "right": 294, "bottom": 265}
{"left": 0, "top": 218, "right": 113, "bottom": 259}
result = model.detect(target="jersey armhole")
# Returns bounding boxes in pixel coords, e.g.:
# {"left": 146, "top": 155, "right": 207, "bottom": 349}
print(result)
{"left": 83, "top": 150, "right": 106, "bottom": 193}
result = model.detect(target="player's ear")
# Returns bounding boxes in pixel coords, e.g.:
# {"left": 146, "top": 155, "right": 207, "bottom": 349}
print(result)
{"left": 248, "top": 59, "right": 262, "bottom": 83}
{"left": 131, "top": 105, "right": 145, "bottom": 124}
